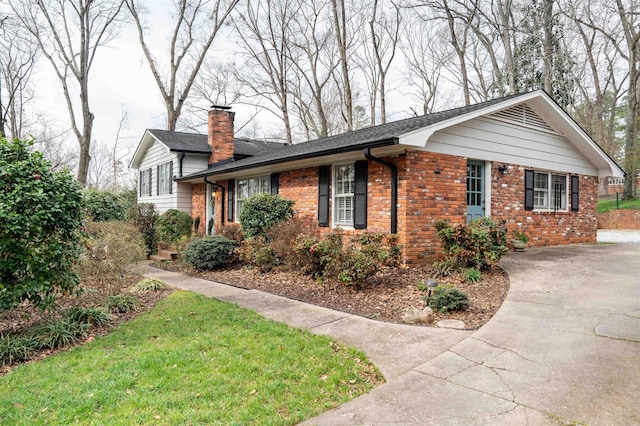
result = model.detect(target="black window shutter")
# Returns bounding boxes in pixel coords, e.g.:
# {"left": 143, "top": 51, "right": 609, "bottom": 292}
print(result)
{"left": 571, "top": 175, "right": 579, "bottom": 211}
{"left": 148, "top": 168, "right": 152, "bottom": 196}
{"left": 318, "top": 166, "right": 330, "bottom": 227}
{"left": 270, "top": 173, "right": 279, "bottom": 195}
{"left": 353, "top": 161, "right": 368, "bottom": 229}
{"left": 227, "top": 179, "right": 235, "bottom": 222}
{"left": 156, "top": 165, "right": 160, "bottom": 195}
{"left": 524, "top": 169, "right": 534, "bottom": 211}
{"left": 169, "top": 162, "right": 173, "bottom": 194}
{"left": 139, "top": 171, "right": 143, "bottom": 197}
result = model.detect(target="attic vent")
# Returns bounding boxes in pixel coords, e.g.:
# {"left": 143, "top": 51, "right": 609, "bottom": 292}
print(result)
{"left": 490, "top": 103, "right": 555, "bottom": 133}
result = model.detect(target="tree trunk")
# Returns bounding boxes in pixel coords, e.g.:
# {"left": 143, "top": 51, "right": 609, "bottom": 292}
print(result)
{"left": 542, "top": 0, "right": 554, "bottom": 95}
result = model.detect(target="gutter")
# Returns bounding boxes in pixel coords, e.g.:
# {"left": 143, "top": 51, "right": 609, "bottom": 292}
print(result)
{"left": 364, "top": 148, "right": 398, "bottom": 234}
{"left": 204, "top": 176, "right": 225, "bottom": 226}
{"left": 179, "top": 152, "right": 186, "bottom": 177}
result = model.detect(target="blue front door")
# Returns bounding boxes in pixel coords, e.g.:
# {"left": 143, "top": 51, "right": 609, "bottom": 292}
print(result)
{"left": 466, "top": 160, "right": 485, "bottom": 222}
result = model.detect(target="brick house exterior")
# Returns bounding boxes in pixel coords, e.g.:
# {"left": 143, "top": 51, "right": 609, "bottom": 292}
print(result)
{"left": 134, "top": 91, "right": 624, "bottom": 265}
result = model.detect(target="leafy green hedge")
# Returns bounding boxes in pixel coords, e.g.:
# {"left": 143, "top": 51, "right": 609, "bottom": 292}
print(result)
{"left": 0, "top": 137, "right": 84, "bottom": 310}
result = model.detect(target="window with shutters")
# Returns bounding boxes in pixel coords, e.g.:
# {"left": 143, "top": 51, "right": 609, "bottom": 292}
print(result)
{"left": 334, "top": 164, "right": 355, "bottom": 226}
{"left": 158, "top": 161, "right": 172, "bottom": 194}
{"left": 235, "top": 175, "right": 271, "bottom": 218}
{"left": 140, "top": 168, "right": 151, "bottom": 197}
{"left": 533, "top": 171, "right": 567, "bottom": 211}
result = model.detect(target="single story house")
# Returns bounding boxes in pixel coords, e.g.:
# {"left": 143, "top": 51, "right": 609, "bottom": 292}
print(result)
{"left": 131, "top": 91, "right": 624, "bottom": 264}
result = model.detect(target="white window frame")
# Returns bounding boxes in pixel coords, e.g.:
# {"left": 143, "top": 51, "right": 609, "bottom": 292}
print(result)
{"left": 533, "top": 171, "right": 568, "bottom": 211}
{"left": 158, "top": 161, "right": 172, "bottom": 195}
{"left": 235, "top": 175, "right": 271, "bottom": 220}
{"left": 333, "top": 163, "right": 355, "bottom": 227}
{"left": 140, "top": 168, "right": 151, "bottom": 197}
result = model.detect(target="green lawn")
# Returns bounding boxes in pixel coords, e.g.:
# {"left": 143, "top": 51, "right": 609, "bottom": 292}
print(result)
{"left": 598, "top": 198, "right": 640, "bottom": 213}
{"left": 0, "top": 291, "right": 382, "bottom": 425}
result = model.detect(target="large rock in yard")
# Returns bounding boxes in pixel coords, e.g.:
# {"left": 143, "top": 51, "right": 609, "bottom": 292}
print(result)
{"left": 402, "top": 307, "right": 433, "bottom": 324}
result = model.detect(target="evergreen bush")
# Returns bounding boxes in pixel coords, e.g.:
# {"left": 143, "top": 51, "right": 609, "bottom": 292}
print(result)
{"left": 0, "top": 137, "right": 84, "bottom": 310}
{"left": 239, "top": 194, "right": 294, "bottom": 238}
{"left": 183, "top": 236, "right": 237, "bottom": 270}
{"left": 156, "top": 209, "right": 193, "bottom": 244}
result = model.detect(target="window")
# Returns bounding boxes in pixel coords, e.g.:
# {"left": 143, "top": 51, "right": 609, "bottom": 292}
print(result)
{"left": 140, "top": 168, "right": 151, "bottom": 197}
{"left": 236, "top": 175, "right": 271, "bottom": 218}
{"left": 158, "top": 161, "right": 173, "bottom": 195}
{"left": 334, "top": 164, "right": 355, "bottom": 226}
{"left": 533, "top": 171, "right": 567, "bottom": 211}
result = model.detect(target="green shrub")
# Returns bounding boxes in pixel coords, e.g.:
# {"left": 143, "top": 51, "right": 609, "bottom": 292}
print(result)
{"left": 156, "top": 209, "right": 193, "bottom": 244}
{"left": 463, "top": 268, "right": 482, "bottom": 283}
{"left": 0, "top": 334, "right": 39, "bottom": 366}
{"left": 34, "top": 319, "right": 89, "bottom": 349}
{"left": 434, "top": 217, "right": 508, "bottom": 271}
{"left": 295, "top": 230, "right": 402, "bottom": 288}
{"left": 131, "top": 278, "right": 166, "bottom": 293}
{"left": 105, "top": 295, "right": 140, "bottom": 313}
{"left": 0, "top": 137, "right": 84, "bottom": 311}
{"left": 239, "top": 194, "right": 294, "bottom": 238}
{"left": 65, "top": 306, "right": 114, "bottom": 327}
{"left": 79, "top": 221, "right": 147, "bottom": 281}
{"left": 427, "top": 285, "right": 470, "bottom": 313}
{"left": 82, "top": 188, "right": 127, "bottom": 222}
{"left": 130, "top": 203, "right": 159, "bottom": 257}
{"left": 183, "top": 236, "right": 237, "bottom": 270}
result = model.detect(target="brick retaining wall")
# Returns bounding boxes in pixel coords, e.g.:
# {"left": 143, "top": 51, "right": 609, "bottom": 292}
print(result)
{"left": 597, "top": 210, "right": 640, "bottom": 229}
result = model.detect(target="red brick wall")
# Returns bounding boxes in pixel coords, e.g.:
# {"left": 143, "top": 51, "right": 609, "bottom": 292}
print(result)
{"left": 191, "top": 184, "right": 206, "bottom": 234}
{"left": 208, "top": 109, "right": 235, "bottom": 165}
{"left": 398, "top": 150, "right": 467, "bottom": 264}
{"left": 193, "top": 152, "right": 599, "bottom": 264}
{"left": 279, "top": 167, "right": 320, "bottom": 221}
{"left": 597, "top": 210, "right": 640, "bottom": 229}
{"left": 490, "top": 163, "right": 598, "bottom": 246}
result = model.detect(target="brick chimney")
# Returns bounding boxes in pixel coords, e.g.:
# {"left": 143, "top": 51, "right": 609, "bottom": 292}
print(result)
{"left": 208, "top": 105, "right": 235, "bottom": 165}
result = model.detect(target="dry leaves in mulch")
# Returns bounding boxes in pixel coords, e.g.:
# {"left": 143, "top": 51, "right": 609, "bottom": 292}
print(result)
{"left": 160, "top": 261, "right": 509, "bottom": 329}
{"left": 0, "top": 272, "right": 174, "bottom": 377}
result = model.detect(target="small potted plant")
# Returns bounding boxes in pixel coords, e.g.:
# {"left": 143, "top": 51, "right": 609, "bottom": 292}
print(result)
{"left": 511, "top": 231, "right": 529, "bottom": 252}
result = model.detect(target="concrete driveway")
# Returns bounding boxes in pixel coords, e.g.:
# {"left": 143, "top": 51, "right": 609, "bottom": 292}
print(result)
{"left": 305, "top": 243, "right": 640, "bottom": 425}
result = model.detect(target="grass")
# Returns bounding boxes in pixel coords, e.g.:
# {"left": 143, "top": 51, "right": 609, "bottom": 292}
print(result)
{"left": 598, "top": 198, "right": 640, "bottom": 213}
{"left": 0, "top": 291, "right": 382, "bottom": 425}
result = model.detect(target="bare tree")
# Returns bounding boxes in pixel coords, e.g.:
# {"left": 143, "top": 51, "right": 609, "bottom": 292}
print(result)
{"left": 0, "top": 17, "right": 39, "bottom": 139}
{"left": 126, "top": 0, "right": 239, "bottom": 131}
{"left": 231, "top": 0, "right": 297, "bottom": 145}
{"left": 329, "top": 0, "right": 357, "bottom": 130}
{"left": 401, "top": 19, "right": 449, "bottom": 114}
{"left": 366, "top": 0, "right": 403, "bottom": 124}
{"left": 288, "top": 0, "right": 339, "bottom": 138}
{"left": 10, "top": 0, "right": 126, "bottom": 187}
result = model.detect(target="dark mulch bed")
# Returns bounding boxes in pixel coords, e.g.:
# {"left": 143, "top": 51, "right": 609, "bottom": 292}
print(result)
{"left": 0, "top": 272, "right": 174, "bottom": 377}
{"left": 159, "top": 261, "right": 509, "bottom": 329}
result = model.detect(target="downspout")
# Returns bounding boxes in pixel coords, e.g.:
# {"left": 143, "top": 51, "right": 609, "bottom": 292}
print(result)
{"left": 364, "top": 148, "right": 397, "bottom": 234}
{"left": 204, "top": 176, "right": 225, "bottom": 226}
{"left": 179, "top": 152, "right": 186, "bottom": 177}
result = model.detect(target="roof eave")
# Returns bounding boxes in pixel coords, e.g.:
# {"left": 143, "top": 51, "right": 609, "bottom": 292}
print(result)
{"left": 176, "top": 137, "right": 399, "bottom": 182}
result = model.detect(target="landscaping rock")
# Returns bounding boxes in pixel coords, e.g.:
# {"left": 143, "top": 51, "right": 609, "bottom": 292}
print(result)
{"left": 402, "top": 307, "right": 433, "bottom": 324}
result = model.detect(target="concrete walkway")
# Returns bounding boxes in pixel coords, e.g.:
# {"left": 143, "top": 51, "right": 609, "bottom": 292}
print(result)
{"left": 131, "top": 242, "right": 640, "bottom": 425}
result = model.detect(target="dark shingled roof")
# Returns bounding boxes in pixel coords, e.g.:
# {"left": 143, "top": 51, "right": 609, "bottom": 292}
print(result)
{"left": 177, "top": 93, "right": 527, "bottom": 181}
{"left": 147, "top": 129, "right": 210, "bottom": 153}
{"left": 147, "top": 129, "right": 285, "bottom": 156}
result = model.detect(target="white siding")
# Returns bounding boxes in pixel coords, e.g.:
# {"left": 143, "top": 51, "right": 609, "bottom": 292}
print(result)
{"left": 426, "top": 117, "right": 598, "bottom": 176}
{"left": 136, "top": 140, "right": 193, "bottom": 215}
{"left": 181, "top": 154, "right": 208, "bottom": 175}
